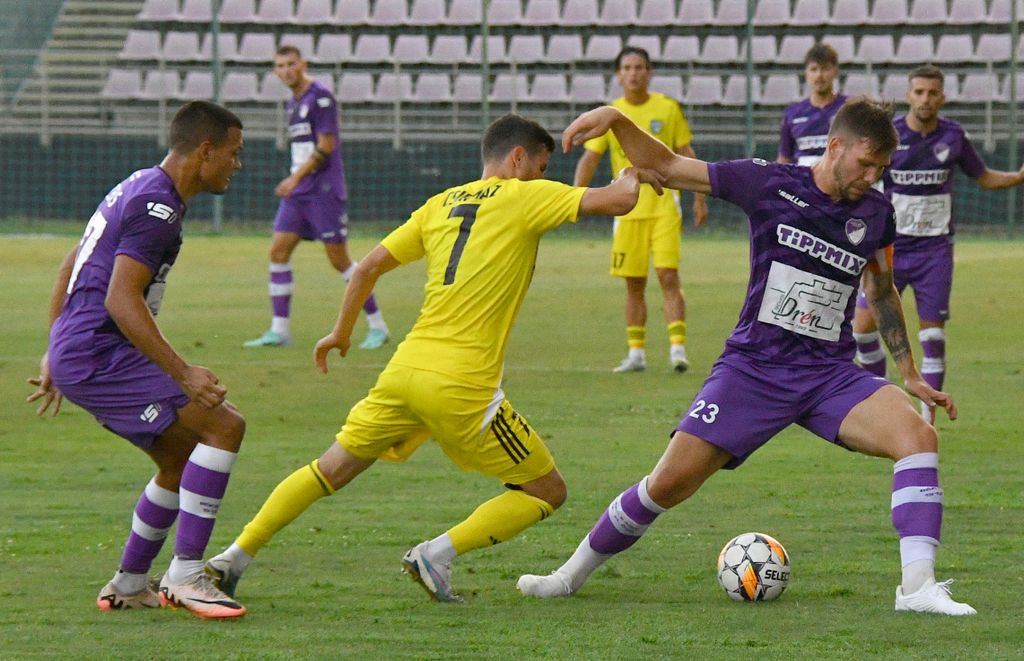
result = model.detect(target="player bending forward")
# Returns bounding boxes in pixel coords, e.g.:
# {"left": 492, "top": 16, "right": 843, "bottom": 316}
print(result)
{"left": 517, "top": 100, "right": 976, "bottom": 615}
{"left": 206, "top": 114, "right": 661, "bottom": 604}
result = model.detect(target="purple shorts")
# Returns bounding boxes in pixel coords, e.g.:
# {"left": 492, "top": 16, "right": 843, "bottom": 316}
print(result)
{"left": 674, "top": 352, "right": 888, "bottom": 469}
{"left": 856, "top": 243, "right": 953, "bottom": 322}
{"left": 273, "top": 194, "right": 348, "bottom": 244}
{"left": 53, "top": 342, "right": 190, "bottom": 450}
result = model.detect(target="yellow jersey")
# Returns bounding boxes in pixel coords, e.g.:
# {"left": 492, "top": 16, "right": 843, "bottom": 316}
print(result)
{"left": 584, "top": 92, "right": 694, "bottom": 220}
{"left": 381, "top": 176, "right": 586, "bottom": 388}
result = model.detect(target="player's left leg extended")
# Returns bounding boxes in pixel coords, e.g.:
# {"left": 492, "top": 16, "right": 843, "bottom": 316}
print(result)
{"left": 837, "top": 384, "right": 975, "bottom": 615}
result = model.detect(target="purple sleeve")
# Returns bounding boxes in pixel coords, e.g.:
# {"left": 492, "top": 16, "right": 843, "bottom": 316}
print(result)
{"left": 881, "top": 206, "right": 897, "bottom": 247}
{"left": 310, "top": 92, "right": 339, "bottom": 138}
{"left": 957, "top": 133, "right": 987, "bottom": 179}
{"left": 778, "top": 110, "right": 795, "bottom": 160}
{"left": 115, "top": 197, "right": 182, "bottom": 273}
{"left": 708, "top": 159, "right": 768, "bottom": 215}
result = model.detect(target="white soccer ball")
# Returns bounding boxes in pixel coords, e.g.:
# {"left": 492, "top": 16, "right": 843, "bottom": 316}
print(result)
{"left": 716, "top": 532, "right": 790, "bottom": 602}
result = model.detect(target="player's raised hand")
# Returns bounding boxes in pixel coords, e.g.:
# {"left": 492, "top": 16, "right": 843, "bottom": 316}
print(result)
{"left": 562, "top": 107, "right": 622, "bottom": 153}
{"left": 905, "top": 377, "right": 957, "bottom": 421}
{"left": 628, "top": 167, "right": 666, "bottom": 195}
{"left": 693, "top": 194, "right": 709, "bottom": 227}
{"left": 26, "top": 353, "right": 63, "bottom": 417}
{"left": 180, "top": 365, "right": 226, "bottom": 409}
{"left": 314, "top": 332, "right": 350, "bottom": 373}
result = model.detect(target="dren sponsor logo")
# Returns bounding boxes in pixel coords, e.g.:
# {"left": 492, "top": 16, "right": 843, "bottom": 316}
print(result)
{"left": 758, "top": 261, "right": 853, "bottom": 342}
{"left": 890, "top": 169, "right": 949, "bottom": 186}
{"left": 776, "top": 225, "right": 867, "bottom": 275}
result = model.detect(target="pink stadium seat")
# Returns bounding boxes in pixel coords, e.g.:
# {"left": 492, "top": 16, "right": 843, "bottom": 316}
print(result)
{"left": 137, "top": 0, "right": 179, "bottom": 22}
{"left": 855, "top": 35, "right": 896, "bottom": 63}
{"left": 279, "top": 33, "right": 315, "bottom": 59}
{"left": 507, "top": 35, "right": 546, "bottom": 63}
{"left": 375, "top": 73, "right": 414, "bottom": 102}
{"left": 178, "top": 0, "right": 212, "bottom": 22}
{"left": 999, "top": 73, "right": 1024, "bottom": 103}
{"left": 684, "top": 75, "right": 722, "bottom": 105}
{"left": 334, "top": 0, "right": 370, "bottom": 25}
{"left": 698, "top": 35, "right": 740, "bottom": 63}
{"left": 254, "top": 0, "right": 293, "bottom": 24}
{"left": 948, "top": 0, "right": 986, "bottom": 24}
{"left": 561, "top": 0, "right": 599, "bottom": 25}
{"left": 760, "top": 74, "right": 801, "bottom": 105}
{"left": 309, "top": 72, "right": 335, "bottom": 95}
{"left": 650, "top": 74, "right": 683, "bottom": 100}
{"left": 529, "top": 74, "right": 570, "bottom": 103}
{"left": 987, "top": 0, "right": 1024, "bottom": 24}
{"left": 453, "top": 73, "right": 485, "bottom": 102}
{"left": 821, "top": 34, "right": 855, "bottom": 62}
{"left": 162, "top": 31, "right": 201, "bottom": 62}
{"left": 777, "top": 35, "right": 816, "bottom": 64}
{"left": 678, "top": 0, "right": 714, "bottom": 25}
{"left": 468, "top": 35, "right": 507, "bottom": 63}
{"left": 599, "top": 0, "right": 638, "bottom": 25}
{"left": 447, "top": 0, "right": 484, "bottom": 25}
{"left": 221, "top": 72, "right": 259, "bottom": 102}
{"left": 637, "top": 0, "right": 675, "bottom": 26}
{"left": 908, "top": 0, "right": 948, "bottom": 24}
{"left": 933, "top": 35, "right": 975, "bottom": 63}
{"left": 490, "top": 73, "right": 530, "bottom": 103}
{"left": 829, "top": 0, "right": 868, "bottom": 25}
{"left": 101, "top": 69, "right": 143, "bottom": 99}
{"left": 569, "top": 73, "right": 607, "bottom": 104}
{"left": 392, "top": 34, "right": 431, "bottom": 64}
{"left": 583, "top": 35, "right": 623, "bottom": 62}
{"left": 955, "top": 73, "right": 1000, "bottom": 103}
{"left": 337, "top": 72, "right": 375, "bottom": 104}
{"left": 722, "top": 74, "right": 762, "bottom": 105}
{"left": 976, "top": 34, "right": 1012, "bottom": 61}
{"left": 293, "top": 0, "right": 332, "bottom": 25}
{"left": 880, "top": 74, "right": 907, "bottom": 102}
{"left": 312, "top": 34, "right": 352, "bottom": 63}
{"left": 626, "top": 35, "right": 662, "bottom": 60}
{"left": 523, "top": 0, "right": 560, "bottom": 24}
{"left": 895, "top": 35, "right": 934, "bottom": 63}
{"left": 369, "top": 0, "right": 408, "bottom": 26}
{"left": 139, "top": 70, "right": 181, "bottom": 100}
{"left": 743, "top": 35, "right": 778, "bottom": 63}
{"left": 413, "top": 73, "right": 452, "bottom": 103}
{"left": 714, "top": 0, "right": 747, "bottom": 25}
{"left": 218, "top": 0, "right": 256, "bottom": 23}
{"left": 199, "top": 32, "right": 238, "bottom": 61}
{"left": 258, "top": 71, "right": 289, "bottom": 102}
{"left": 662, "top": 36, "right": 700, "bottom": 63}
{"left": 233, "top": 33, "right": 276, "bottom": 63}
{"left": 177, "top": 70, "right": 213, "bottom": 100}
{"left": 790, "top": 0, "right": 829, "bottom": 26}
{"left": 546, "top": 35, "right": 584, "bottom": 64}
{"left": 406, "top": 0, "right": 446, "bottom": 26}
{"left": 431, "top": 35, "right": 468, "bottom": 63}
{"left": 119, "top": 30, "right": 162, "bottom": 60}
{"left": 841, "top": 73, "right": 878, "bottom": 97}
{"left": 869, "top": 0, "right": 908, "bottom": 24}
{"left": 351, "top": 34, "right": 392, "bottom": 63}
{"left": 488, "top": 0, "right": 523, "bottom": 25}
{"left": 754, "top": 0, "right": 791, "bottom": 25}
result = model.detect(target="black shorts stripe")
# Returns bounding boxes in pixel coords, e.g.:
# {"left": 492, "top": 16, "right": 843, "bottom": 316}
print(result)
{"left": 491, "top": 416, "right": 526, "bottom": 463}
{"left": 494, "top": 410, "right": 530, "bottom": 458}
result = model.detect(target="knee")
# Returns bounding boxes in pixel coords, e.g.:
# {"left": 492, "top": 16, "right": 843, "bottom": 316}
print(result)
{"left": 269, "top": 245, "right": 291, "bottom": 263}
{"left": 656, "top": 269, "right": 680, "bottom": 289}
{"left": 893, "top": 417, "right": 938, "bottom": 460}
{"left": 202, "top": 405, "right": 246, "bottom": 452}
{"left": 544, "top": 477, "right": 568, "bottom": 511}
{"left": 647, "top": 469, "right": 699, "bottom": 509}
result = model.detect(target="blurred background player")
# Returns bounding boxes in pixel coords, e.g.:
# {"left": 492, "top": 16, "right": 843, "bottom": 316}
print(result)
{"left": 778, "top": 42, "right": 846, "bottom": 166}
{"left": 205, "top": 114, "right": 660, "bottom": 605}
{"left": 518, "top": 101, "right": 975, "bottom": 616}
{"left": 245, "top": 46, "right": 388, "bottom": 349}
{"left": 853, "top": 65, "right": 1024, "bottom": 423}
{"left": 573, "top": 47, "right": 707, "bottom": 373}
{"left": 27, "top": 101, "right": 247, "bottom": 619}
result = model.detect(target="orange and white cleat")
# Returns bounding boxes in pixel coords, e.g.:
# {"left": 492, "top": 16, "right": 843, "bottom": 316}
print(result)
{"left": 158, "top": 572, "right": 247, "bottom": 619}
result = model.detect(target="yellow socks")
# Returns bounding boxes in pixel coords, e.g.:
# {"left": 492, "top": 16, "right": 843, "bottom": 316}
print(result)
{"left": 627, "top": 325, "right": 646, "bottom": 349}
{"left": 447, "top": 490, "right": 554, "bottom": 555}
{"left": 235, "top": 460, "right": 334, "bottom": 556}
{"left": 668, "top": 320, "right": 687, "bottom": 346}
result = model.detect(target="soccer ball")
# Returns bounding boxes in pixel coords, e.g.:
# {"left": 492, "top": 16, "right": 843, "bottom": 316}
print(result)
{"left": 716, "top": 532, "right": 790, "bottom": 602}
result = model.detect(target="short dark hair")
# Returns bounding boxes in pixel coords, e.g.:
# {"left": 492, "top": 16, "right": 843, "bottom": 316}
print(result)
{"left": 804, "top": 42, "right": 839, "bottom": 67}
{"left": 828, "top": 97, "right": 898, "bottom": 155}
{"left": 908, "top": 64, "right": 944, "bottom": 89}
{"left": 481, "top": 114, "right": 555, "bottom": 163}
{"left": 614, "top": 46, "right": 651, "bottom": 71}
{"left": 275, "top": 44, "right": 302, "bottom": 59}
{"left": 168, "top": 101, "right": 243, "bottom": 152}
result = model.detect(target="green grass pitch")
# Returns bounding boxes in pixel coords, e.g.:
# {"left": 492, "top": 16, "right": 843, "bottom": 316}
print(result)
{"left": 2, "top": 233, "right": 1021, "bottom": 659}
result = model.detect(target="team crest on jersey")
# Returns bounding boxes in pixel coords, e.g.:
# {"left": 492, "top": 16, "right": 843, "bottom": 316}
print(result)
{"left": 649, "top": 119, "right": 664, "bottom": 133}
{"left": 299, "top": 104, "right": 309, "bottom": 118}
{"left": 933, "top": 143, "right": 950, "bottom": 163}
{"left": 845, "top": 218, "right": 867, "bottom": 245}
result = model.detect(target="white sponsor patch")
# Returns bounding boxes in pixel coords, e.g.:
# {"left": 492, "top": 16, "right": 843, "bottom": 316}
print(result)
{"left": 796, "top": 154, "right": 822, "bottom": 166}
{"left": 290, "top": 141, "right": 315, "bottom": 173}
{"left": 317, "top": 96, "right": 331, "bottom": 108}
{"left": 758, "top": 261, "right": 853, "bottom": 342}
{"left": 891, "top": 192, "right": 951, "bottom": 236}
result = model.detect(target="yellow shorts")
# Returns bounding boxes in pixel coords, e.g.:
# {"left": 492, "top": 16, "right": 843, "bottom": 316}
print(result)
{"left": 337, "top": 364, "right": 555, "bottom": 485}
{"left": 609, "top": 213, "right": 682, "bottom": 278}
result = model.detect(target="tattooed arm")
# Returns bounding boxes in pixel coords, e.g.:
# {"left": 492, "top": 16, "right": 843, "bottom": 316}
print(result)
{"left": 862, "top": 249, "right": 957, "bottom": 420}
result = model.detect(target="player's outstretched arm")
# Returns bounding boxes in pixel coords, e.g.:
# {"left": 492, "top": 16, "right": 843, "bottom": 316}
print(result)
{"left": 315, "top": 244, "right": 401, "bottom": 373}
{"left": 579, "top": 166, "right": 664, "bottom": 218}
{"left": 563, "top": 107, "right": 711, "bottom": 194}
{"left": 975, "top": 165, "right": 1024, "bottom": 191}
{"left": 27, "top": 246, "right": 77, "bottom": 416}
{"left": 862, "top": 251, "right": 957, "bottom": 420}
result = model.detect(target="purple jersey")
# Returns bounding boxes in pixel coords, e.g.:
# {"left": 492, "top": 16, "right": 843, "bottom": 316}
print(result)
{"left": 883, "top": 115, "right": 986, "bottom": 252}
{"left": 709, "top": 159, "right": 896, "bottom": 366}
{"left": 778, "top": 94, "right": 847, "bottom": 165}
{"left": 286, "top": 79, "right": 346, "bottom": 200}
{"left": 49, "top": 167, "right": 185, "bottom": 383}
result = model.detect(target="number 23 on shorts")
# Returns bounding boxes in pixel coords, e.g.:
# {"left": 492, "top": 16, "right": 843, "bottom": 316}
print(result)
{"left": 687, "top": 399, "right": 719, "bottom": 424}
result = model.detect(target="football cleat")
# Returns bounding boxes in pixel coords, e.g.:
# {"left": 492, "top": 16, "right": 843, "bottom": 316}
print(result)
{"left": 205, "top": 553, "right": 243, "bottom": 598}
{"left": 243, "top": 330, "right": 291, "bottom": 348}
{"left": 159, "top": 572, "right": 247, "bottom": 619}
{"left": 516, "top": 571, "right": 575, "bottom": 599}
{"left": 895, "top": 578, "right": 976, "bottom": 616}
{"left": 96, "top": 579, "right": 161, "bottom": 611}
{"left": 612, "top": 354, "right": 646, "bottom": 373}
{"left": 401, "top": 542, "right": 464, "bottom": 603}
{"left": 359, "top": 328, "right": 390, "bottom": 350}
{"left": 670, "top": 345, "right": 690, "bottom": 373}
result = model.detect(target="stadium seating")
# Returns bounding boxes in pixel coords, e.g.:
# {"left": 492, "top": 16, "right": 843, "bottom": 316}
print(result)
{"left": 351, "top": 34, "right": 391, "bottom": 63}
{"left": 139, "top": 70, "right": 180, "bottom": 100}
{"left": 413, "top": 73, "right": 452, "bottom": 103}
{"left": 650, "top": 74, "right": 683, "bottom": 100}
{"left": 790, "top": 0, "right": 829, "bottom": 26}
{"left": 253, "top": 0, "right": 293, "bottom": 25}
{"left": 119, "top": 30, "right": 162, "bottom": 61}
{"left": 137, "top": 0, "right": 179, "bottom": 23}
{"left": 507, "top": 34, "right": 546, "bottom": 63}
{"left": 636, "top": 0, "right": 675, "bottom": 27}
{"left": 959, "top": 73, "right": 1001, "bottom": 103}
{"left": 312, "top": 34, "right": 351, "bottom": 63}
{"left": 490, "top": 73, "right": 530, "bottom": 103}
{"left": 338, "top": 72, "right": 375, "bottom": 103}
{"left": 199, "top": 32, "right": 238, "bottom": 61}
{"left": 976, "top": 34, "right": 1012, "bottom": 61}
{"left": 761, "top": 74, "right": 801, "bottom": 105}
{"left": 392, "top": 34, "right": 431, "bottom": 64}
{"left": 907, "top": 0, "right": 948, "bottom": 24}
{"left": 546, "top": 35, "right": 584, "bottom": 64}
{"left": 722, "top": 74, "right": 762, "bottom": 105}
{"left": 777, "top": 35, "right": 816, "bottom": 64}
{"left": 452, "top": 73, "right": 485, "bottom": 102}
{"left": 698, "top": 35, "right": 740, "bottom": 63}
{"left": 218, "top": 0, "right": 256, "bottom": 24}
{"left": 334, "top": 0, "right": 370, "bottom": 25}
{"left": 684, "top": 75, "right": 723, "bottom": 105}
{"left": 406, "top": 0, "right": 446, "bottom": 26}
{"left": 101, "top": 69, "right": 143, "bottom": 99}
{"left": 830, "top": 0, "right": 869, "bottom": 25}
{"left": 662, "top": 36, "right": 700, "bottom": 63}
{"left": 583, "top": 35, "right": 622, "bottom": 62}
{"left": 258, "top": 71, "right": 289, "bottom": 102}
{"left": 523, "top": 0, "right": 561, "bottom": 25}
{"left": 178, "top": 70, "right": 213, "bottom": 100}
{"left": 233, "top": 32, "right": 275, "bottom": 63}
{"left": 560, "top": 0, "right": 599, "bottom": 26}
{"left": 714, "top": 0, "right": 748, "bottom": 25}
{"left": 948, "top": 0, "right": 986, "bottom": 24}
{"left": 221, "top": 71, "right": 259, "bottom": 102}
{"left": 754, "top": 0, "right": 792, "bottom": 25}
{"left": 569, "top": 73, "right": 607, "bottom": 104}
{"left": 529, "top": 73, "right": 570, "bottom": 103}
{"left": 468, "top": 35, "right": 507, "bottom": 63}
{"left": 933, "top": 35, "right": 975, "bottom": 64}
{"left": 376, "top": 72, "right": 414, "bottom": 102}
{"left": 447, "top": 0, "right": 483, "bottom": 26}
{"left": 162, "top": 31, "right": 201, "bottom": 62}
{"left": 293, "top": 0, "right": 332, "bottom": 25}
{"left": 178, "top": 0, "right": 212, "bottom": 23}
{"left": 626, "top": 35, "right": 662, "bottom": 60}
{"left": 280, "top": 33, "right": 315, "bottom": 60}
{"left": 599, "top": 0, "right": 638, "bottom": 26}
{"left": 841, "top": 73, "right": 878, "bottom": 97}
{"left": 678, "top": 0, "right": 714, "bottom": 25}
{"left": 895, "top": 35, "right": 934, "bottom": 63}
{"left": 488, "top": 0, "right": 523, "bottom": 25}
{"left": 743, "top": 35, "right": 778, "bottom": 63}
{"left": 880, "top": 74, "right": 908, "bottom": 101}
{"left": 855, "top": 35, "right": 896, "bottom": 64}
{"left": 988, "top": 0, "right": 1024, "bottom": 24}
{"left": 431, "top": 35, "right": 469, "bottom": 64}
{"left": 869, "top": 0, "right": 909, "bottom": 24}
